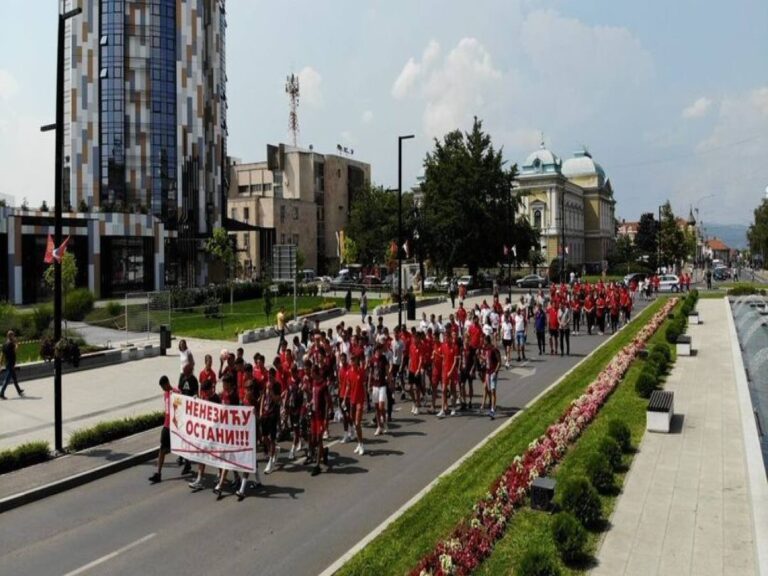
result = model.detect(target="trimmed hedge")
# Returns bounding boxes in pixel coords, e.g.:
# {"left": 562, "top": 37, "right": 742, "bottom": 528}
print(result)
{"left": 550, "top": 512, "right": 587, "bottom": 564}
{"left": 607, "top": 419, "right": 632, "bottom": 452}
{"left": 557, "top": 476, "right": 602, "bottom": 528}
{"left": 0, "top": 441, "right": 51, "bottom": 474}
{"left": 584, "top": 451, "right": 614, "bottom": 493}
{"left": 651, "top": 342, "right": 671, "bottom": 363}
{"left": 68, "top": 412, "right": 164, "bottom": 452}
{"left": 635, "top": 369, "right": 658, "bottom": 398}
{"left": 516, "top": 545, "right": 562, "bottom": 576}
{"left": 65, "top": 288, "right": 95, "bottom": 321}
{"left": 599, "top": 436, "right": 623, "bottom": 471}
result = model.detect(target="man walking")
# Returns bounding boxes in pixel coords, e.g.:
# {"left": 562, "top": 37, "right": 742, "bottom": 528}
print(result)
{"left": 558, "top": 300, "right": 572, "bottom": 356}
{"left": 276, "top": 307, "right": 286, "bottom": 354}
{"left": 0, "top": 331, "right": 24, "bottom": 399}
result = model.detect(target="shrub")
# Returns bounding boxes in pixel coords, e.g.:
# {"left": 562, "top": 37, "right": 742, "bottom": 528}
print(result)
{"left": 635, "top": 369, "right": 658, "bottom": 398}
{"left": 648, "top": 351, "right": 668, "bottom": 374}
{"left": 598, "top": 436, "right": 623, "bottom": 471}
{"left": 557, "top": 476, "right": 602, "bottom": 528}
{"left": 32, "top": 304, "right": 54, "bottom": 337}
{"left": 106, "top": 301, "right": 122, "bottom": 318}
{"left": 516, "top": 545, "right": 562, "bottom": 576}
{"left": 607, "top": 419, "right": 632, "bottom": 452}
{"left": 651, "top": 342, "right": 671, "bottom": 363}
{"left": 64, "top": 288, "right": 95, "bottom": 321}
{"left": 68, "top": 412, "right": 164, "bottom": 451}
{"left": 665, "top": 321, "right": 681, "bottom": 344}
{"left": 0, "top": 441, "right": 51, "bottom": 474}
{"left": 551, "top": 512, "right": 587, "bottom": 564}
{"left": 728, "top": 284, "right": 757, "bottom": 296}
{"left": 584, "top": 451, "right": 614, "bottom": 493}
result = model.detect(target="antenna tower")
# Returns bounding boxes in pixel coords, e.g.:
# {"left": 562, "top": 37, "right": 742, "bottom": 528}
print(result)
{"left": 286, "top": 73, "right": 300, "bottom": 146}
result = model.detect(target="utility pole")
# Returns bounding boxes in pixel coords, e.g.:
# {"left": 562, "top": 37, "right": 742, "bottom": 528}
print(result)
{"left": 397, "top": 134, "right": 414, "bottom": 327}
{"left": 40, "top": 5, "right": 82, "bottom": 454}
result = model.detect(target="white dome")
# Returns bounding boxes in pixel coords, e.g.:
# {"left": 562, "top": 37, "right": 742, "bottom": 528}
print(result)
{"left": 521, "top": 144, "right": 561, "bottom": 175}
{"left": 562, "top": 150, "right": 606, "bottom": 182}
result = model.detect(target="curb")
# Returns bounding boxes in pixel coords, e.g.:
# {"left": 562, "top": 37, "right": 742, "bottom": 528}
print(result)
{"left": 318, "top": 297, "right": 663, "bottom": 576}
{"left": 0, "top": 445, "right": 157, "bottom": 514}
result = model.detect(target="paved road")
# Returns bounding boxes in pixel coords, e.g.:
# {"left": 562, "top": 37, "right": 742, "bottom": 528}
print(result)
{"left": 0, "top": 301, "right": 650, "bottom": 576}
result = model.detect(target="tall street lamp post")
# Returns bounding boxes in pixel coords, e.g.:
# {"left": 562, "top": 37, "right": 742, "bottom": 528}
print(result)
{"left": 40, "top": 5, "right": 82, "bottom": 453}
{"left": 397, "top": 134, "right": 414, "bottom": 327}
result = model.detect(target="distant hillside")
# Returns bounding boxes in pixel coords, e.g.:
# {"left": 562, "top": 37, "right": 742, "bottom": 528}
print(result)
{"left": 705, "top": 223, "right": 748, "bottom": 249}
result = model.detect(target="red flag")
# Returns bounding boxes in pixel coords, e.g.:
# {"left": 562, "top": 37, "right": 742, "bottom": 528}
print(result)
{"left": 389, "top": 240, "right": 398, "bottom": 258}
{"left": 44, "top": 234, "right": 55, "bottom": 264}
{"left": 52, "top": 236, "right": 71, "bottom": 263}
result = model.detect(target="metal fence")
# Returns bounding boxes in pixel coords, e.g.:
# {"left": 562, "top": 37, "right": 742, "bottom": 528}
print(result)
{"left": 123, "top": 291, "right": 171, "bottom": 344}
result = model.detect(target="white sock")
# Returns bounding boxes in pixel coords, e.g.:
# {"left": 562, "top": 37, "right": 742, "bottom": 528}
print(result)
{"left": 240, "top": 477, "right": 248, "bottom": 492}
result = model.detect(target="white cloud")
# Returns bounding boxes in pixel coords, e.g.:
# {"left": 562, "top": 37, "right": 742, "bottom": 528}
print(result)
{"left": 298, "top": 66, "right": 323, "bottom": 108}
{"left": 392, "top": 40, "right": 440, "bottom": 99}
{"left": 0, "top": 69, "right": 19, "bottom": 100}
{"left": 361, "top": 110, "right": 374, "bottom": 124}
{"left": 682, "top": 96, "right": 712, "bottom": 119}
{"left": 671, "top": 86, "right": 768, "bottom": 223}
{"left": 393, "top": 38, "right": 501, "bottom": 138}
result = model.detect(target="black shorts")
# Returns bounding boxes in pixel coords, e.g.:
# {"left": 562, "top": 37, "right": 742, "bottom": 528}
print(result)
{"left": 408, "top": 371, "right": 420, "bottom": 387}
{"left": 502, "top": 339, "right": 512, "bottom": 347}
{"left": 261, "top": 416, "right": 278, "bottom": 442}
{"left": 549, "top": 328, "right": 559, "bottom": 338}
{"left": 160, "top": 427, "right": 171, "bottom": 452}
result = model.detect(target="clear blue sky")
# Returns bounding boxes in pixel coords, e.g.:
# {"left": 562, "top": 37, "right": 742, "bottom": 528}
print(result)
{"left": 2, "top": 0, "right": 767, "bottom": 225}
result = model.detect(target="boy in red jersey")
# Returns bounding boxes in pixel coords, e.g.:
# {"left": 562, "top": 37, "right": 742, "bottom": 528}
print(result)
{"left": 547, "top": 301, "right": 559, "bottom": 355}
{"left": 198, "top": 354, "right": 218, "bottom": 402}
{"left": 348, "top": 355, "right": 367, "bottom": 455}
{"left": 430, "top": 333, "right": 443, "bottom": 414}
{"left": 310, "top": 365, "right": 333, "bottom": 476}
{"left": 407, "top": 330, "right": 424, "bottom": 415}
{"left": 148, "top": 375, "right": 177, "bottom": 484}
{"left": 439, "top": 331, "right": 459, "bottom": 417}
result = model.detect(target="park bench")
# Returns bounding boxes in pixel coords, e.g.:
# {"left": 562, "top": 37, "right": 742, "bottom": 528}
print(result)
{"left": 647, "top": 390, "right": 674, "bottom": 433}
{"left": 676, "top": 334, "right": 692, "bottom": 356}
{"left": 530, "top": 476, "right": 556, "bottom": 511}
{"left": 688, "top": 309, "right": 700, "bottom": 325}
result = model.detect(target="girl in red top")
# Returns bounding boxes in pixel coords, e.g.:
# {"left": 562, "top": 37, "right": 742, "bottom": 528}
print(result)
{"left": 547, "top": 302, "right": 559, "bottom": 355}
{"left": 407, "top": 331, "right": 424, "bottom": 415}
{"left": 337, "top": 353, "right": 354, "bottom": 443}
{"left": 213, "top": 374, "right": 240, "bottom": 498}
{"left": 430, "top": 334, "right": 443, "bottom": 414}
{"left": 347, "top": 355, "right": 367, "bottom": 455}
{"left": 440, "top": 332, "right": 459, "bottom": 417}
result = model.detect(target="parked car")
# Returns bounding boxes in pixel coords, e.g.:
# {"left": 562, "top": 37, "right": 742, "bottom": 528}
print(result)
{"left": 457, "top": 275, "right": 474, "bottom": 289}
{"left": 362, "top": 275, "right": 382, "bottom": 287}
{"left": 424, "top": 276, "right": 438, "bottom": 291}
{"left": 516, "top": 274, "right": 549, "bottom": 289}
{"left": 438, "top": 276, "right": 452, "bottom": 291}
{"left": 713, "top": 266, "right": 730, "bottom": 281}
{"left": 658, "top": 274, "right": 681, "bottom": 292}
{"left": 623, "top": 272, "right": 648, "bottom": 287}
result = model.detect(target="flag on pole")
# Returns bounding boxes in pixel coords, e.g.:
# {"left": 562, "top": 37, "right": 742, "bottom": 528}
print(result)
{"left": 46, "top": 235, "right": 71, "bottom": 264}
{"left": 44, "top": 234, "right": 55, "bottom": 264}
{"left": 335, "top": 231, "right": 341, "bottom": 258}
{"left": 564, "top": 246, "right": 569, "bottom": 255}
{"left": 389, "top": 240, "right": 398, "bottom": 258}
{"left": 511, "top": 245, "right": 517, "bottom": 257}
{"left": 402, "top": 240, "right": 411, "bottom": 258}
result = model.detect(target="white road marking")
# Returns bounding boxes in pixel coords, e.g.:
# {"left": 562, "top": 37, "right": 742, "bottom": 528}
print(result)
{"left": 61, "top": 533, "right": 156, "bottom": 576}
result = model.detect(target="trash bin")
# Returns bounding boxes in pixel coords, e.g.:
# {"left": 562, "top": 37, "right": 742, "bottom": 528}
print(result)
{"left": 407, "top": 293, "right": 417, "bottom": 321}
{"left": 160, "top": 325, "right": 171, "bottom": 355}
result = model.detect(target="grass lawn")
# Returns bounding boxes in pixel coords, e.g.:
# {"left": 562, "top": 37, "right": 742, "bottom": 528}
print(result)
{"left": 84, "top": 296, "right": 382, "bottom": 341}
{"left": 15, "top": 341, "right": 41, "bottom": 364}
{"left": 476, "top": 299, "right": 681, "bottom": 575}
{"left": 337, "top": 297, "right": 668, "bottom": 576}
{"left": 581, "top": 274, "right": 624, "bottom": 284}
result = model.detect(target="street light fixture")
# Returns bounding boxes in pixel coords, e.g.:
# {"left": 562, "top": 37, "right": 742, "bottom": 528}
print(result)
{"left": 398, "top": 134, "right": 414, "bottom": 328}
{"left": 40, "top": 4, "right": 82, "bottom": 453}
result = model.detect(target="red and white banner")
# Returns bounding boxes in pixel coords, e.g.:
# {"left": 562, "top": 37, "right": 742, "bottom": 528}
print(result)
{"left": 169, "top": 394, "right": 257, "bottom": 472}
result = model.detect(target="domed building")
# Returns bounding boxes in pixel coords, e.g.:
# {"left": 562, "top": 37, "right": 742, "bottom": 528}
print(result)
{"left": 515, "top": 142, "right": 616, "bottom": 273}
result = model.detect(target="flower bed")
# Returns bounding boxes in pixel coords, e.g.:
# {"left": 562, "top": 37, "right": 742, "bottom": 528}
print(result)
{"left": 412, "top": 298, "right": 679, "bottom": 576}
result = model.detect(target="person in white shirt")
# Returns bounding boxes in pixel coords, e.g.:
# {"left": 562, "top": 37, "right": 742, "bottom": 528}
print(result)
{"left": 489, "top": 309, "right": 500, "bottom": 346}
{"left": 501, "top": 313, "right": 514, "bottom": 367}
{"left": 419, "top": 312, "right": 429, "bottom": 333}
{"left": 514, "top": 308, "right": 527, "bottom": 361}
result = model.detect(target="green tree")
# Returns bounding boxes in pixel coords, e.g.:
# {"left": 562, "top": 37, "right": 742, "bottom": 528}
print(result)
{"left": 346, "top": 184, "right": 414, "bottom": 266}
{"left": 634, "top": 212, "right": 659, "bottom": 269}
{"left": 615, "top": 234, "right": 635, "bottom": 274}
{"left": 747, "top": 199, "right": 768, "bottom": 268}
{"left": 659, "top": 201, "right": 686, "bottom": 269}
{"left": 205, "top": 227, "right": 235, "bottom": 311}
{"left": 44, "top": 252, "right": 78, "bottom": 293}
{"left": 342, "top": 237, "right": 359, "bottom": 265}
{"left": 420, "top": 117, "right": 520, "bottom": 276}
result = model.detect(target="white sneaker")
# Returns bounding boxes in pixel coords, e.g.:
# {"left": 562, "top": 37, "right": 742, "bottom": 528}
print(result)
{"left": 354, "top": 444, "right": 361, "bottom": 455}
{"left": 188, "top": 479, "right": 203, "bottom": 490}
{"left": 375, "top": 427, "right": 382, "bottom": 436}
{"left": 264, "top": 457, "right": 274, "bottom": 474}
{"left": 383, "top": 426, "right": 389, "bottom": 434}
{"left": 437, "top": 410, "right": 446, "bottom": 418}
{"left": 341, "top": 433, "right": 350, "bottom": 443}
{"left": 323, "top": 430, "right": 329, "bottom": 440}
{"left": 288, "top": 447, "right": 295, "bottom": 460}
{"left": 450, "top": 409, "right": 457, "bottom": 417}
{"left": 358, "top": 443, "right": 365, "bottom": 455}
{"left": 414, "top": 407, "right": 420, "bottom": 415}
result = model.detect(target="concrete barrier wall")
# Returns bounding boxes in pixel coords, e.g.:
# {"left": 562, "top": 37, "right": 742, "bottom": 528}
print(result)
{"left": 238, "top": 307, "right": 347, "bottom": 345}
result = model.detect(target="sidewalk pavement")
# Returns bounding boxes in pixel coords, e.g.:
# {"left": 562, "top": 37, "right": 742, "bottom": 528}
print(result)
{"left": 591, "top": 298, "right": 766, "bottom": 576}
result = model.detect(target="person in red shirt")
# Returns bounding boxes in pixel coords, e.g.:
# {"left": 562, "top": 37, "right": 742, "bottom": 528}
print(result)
{"left": 212, "top": 374, "right": 240, "bottom": 497}
{"left": 148, "top": 375, "right": 178, "bottom": 484}
{"left": 483, "top": 336, "right": 501, "bottom": 419}
{"left": 570, "top": 297, "right": 582, "bottom": 335}
{"left": 596, "top": 294, "right": 606, "bottom": 335}
{"left": 429, "top": 333, "right": 442, "bottom": 413}
{"left": 406, "top": 330, "right": 424, "bottom": 414}
{"left": 440, "top": 331, "right": 459, "bottom": 417}
{"left": 547, "top": 301, "right": 559, "bottom": 355}
{"left": 309, "top": 365, "right": 333, "bottom": 476}
{"left": 337, "top": 353, "right": 353, "bottom": 443}
{"left": 348, "top": 355, "right": 367, "bottom": 455}
{"left": 456, "top": 302, "right": 468, "bottom": 335}
{"left": 198, "top": 354, "right": 218, "bottom": 402}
